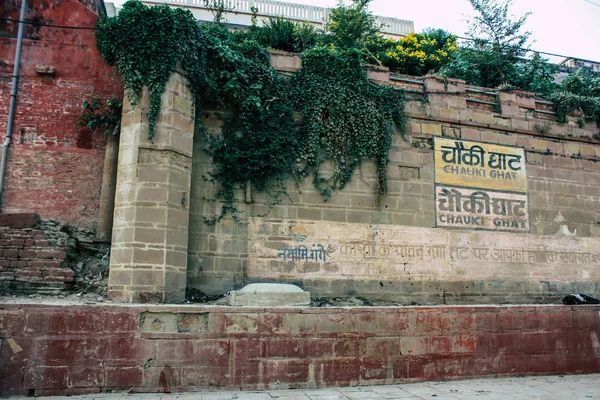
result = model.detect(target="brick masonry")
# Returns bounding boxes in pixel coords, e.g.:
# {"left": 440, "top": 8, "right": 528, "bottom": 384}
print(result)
{"left": 0, "top": 0, "right": 122, "bottom": 227}
{"left": 0, "top": 227, "right": 73, "bottom": 294}
{"left": 0, "top": 303, "right": 598, "bottom": 395}
{"left": 0, "top": 215, "right": 75, "bottom": 294}
{"left": 187, "top": 54, "right": 600, "bottom": 303}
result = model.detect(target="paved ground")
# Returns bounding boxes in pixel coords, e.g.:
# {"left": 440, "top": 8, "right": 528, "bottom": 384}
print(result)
{"left": 8, "top": 374, "right": 600, "bottom": 400}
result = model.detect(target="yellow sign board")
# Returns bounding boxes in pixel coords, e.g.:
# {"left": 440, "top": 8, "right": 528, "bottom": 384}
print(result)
{"left": 434, "top": 138, "right": 529, "bottom": 233}
{"left": 434, "top": 138, "right": 527, "bottom": 192}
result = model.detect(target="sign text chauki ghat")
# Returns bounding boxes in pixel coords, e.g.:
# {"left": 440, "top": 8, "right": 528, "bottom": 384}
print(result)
{"left": 437, "top": 188, "right": 528, "bottom": 229}
{"left": 440, "top": 141, "right": 522, "bottom": 180}
{"left": 434, "top": 138, "right": 529, "bottom": 232}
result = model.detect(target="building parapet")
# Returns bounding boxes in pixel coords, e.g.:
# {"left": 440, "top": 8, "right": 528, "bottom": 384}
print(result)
{"left": 559, "top": 57, "right": 600, "bottom": 74}
{"left": 140, "top": 0, "right": 414, "bottom": 38}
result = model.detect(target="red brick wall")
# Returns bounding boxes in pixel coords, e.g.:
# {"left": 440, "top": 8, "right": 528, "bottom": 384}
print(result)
{"left": 1, "top": 304, "right": 598, "bottom": 395}
{"left": 0, "top": 227, "right": 73, "bottom": 294}
{"left": 0, "top": 0, "right": 122, "bottom": 227}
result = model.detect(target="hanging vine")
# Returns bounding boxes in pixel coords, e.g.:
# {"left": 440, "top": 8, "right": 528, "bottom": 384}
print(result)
{"left": 96, "top": 1, "right": 208, "bottom": 140}
{"left": 291, "top": 48, "right": 407, "bottom": 199}
{"left": 201, "top": 36, "right": 300, "bottom": 222}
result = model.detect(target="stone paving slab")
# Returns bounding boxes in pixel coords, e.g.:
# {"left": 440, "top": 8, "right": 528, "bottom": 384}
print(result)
{"left": 8, "top": 374, "right": 600, "bottom": 400}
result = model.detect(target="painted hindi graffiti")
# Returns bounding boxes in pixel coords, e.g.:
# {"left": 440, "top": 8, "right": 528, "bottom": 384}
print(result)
{"left": 248, "top": 220, "right": 600, "bottom": 282}
{"left": 434, "top": 138, "right": 529, "bottom": 233}
{"left": 335, "top": 242, "right": 600, "bottom": 265}
{"left": 277, "top": 244, "right": 327, "bottom": 262}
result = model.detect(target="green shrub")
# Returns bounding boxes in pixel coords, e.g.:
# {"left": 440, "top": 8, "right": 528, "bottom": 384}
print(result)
{"left": 512, "top": 53, "right": 558, "bottom": 97}
{"left": 551, "top": 69, "right": 600, "bottom": 124}
{"left": 381, "top": 29, "right": 457, "bottom": 76}
{"left": 325, "top": 0, "right": 379, "bottom": 50}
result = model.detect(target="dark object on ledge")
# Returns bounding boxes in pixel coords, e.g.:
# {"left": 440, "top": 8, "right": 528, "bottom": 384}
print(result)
{"left": 563, "top": 293, "right": 600, "bottom": 305}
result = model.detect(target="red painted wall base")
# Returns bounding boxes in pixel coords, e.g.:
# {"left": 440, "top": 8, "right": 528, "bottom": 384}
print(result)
{"left": 1, "top": 304, "right": 599, "bottom": 395}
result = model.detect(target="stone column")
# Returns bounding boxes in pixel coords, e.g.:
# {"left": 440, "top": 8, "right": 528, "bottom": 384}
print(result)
{"left": 108, "top": 71, "right": 194, "bottom": 303}
{"left": 96, "top": 133, "right": 119, "bottom": 241}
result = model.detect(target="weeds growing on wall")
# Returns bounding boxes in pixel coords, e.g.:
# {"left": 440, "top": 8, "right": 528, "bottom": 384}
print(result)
{"left": 79, "top": 95, "right": 123, "bottom": 136}
{"left": 550, "top": 69, "right": 600, "bottom": 125}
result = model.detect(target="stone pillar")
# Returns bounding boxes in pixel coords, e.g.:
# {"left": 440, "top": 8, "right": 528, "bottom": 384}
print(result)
{"left": 108, "top": 71, "right": 194, "bottom": 303}
{"left": 96, "top": 133, "right": 119, "bottom": 241}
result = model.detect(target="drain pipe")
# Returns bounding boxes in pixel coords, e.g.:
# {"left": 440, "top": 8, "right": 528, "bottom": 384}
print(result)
{"left": 0, "top": 0, "right": 28, "bottom": 210}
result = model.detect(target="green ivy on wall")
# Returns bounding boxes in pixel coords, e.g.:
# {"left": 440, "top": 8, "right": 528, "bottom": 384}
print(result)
{"left": 95, "top": 1, "right": 406, "bottom": 220}
{"left": 96, "top": 1, "right": 208, "bottom": 140}
{"left": 202, "top": 37, "right": 300, "bottom": 222}
{"left": 292, "top": 48, "right": 406, "bottom": 198}
{"left": 550, "top": 69, "right": 600, "bottom": 126}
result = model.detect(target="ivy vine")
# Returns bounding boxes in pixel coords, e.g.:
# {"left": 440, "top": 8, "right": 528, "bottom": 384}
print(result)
{"left": 291, "top": 48, "right": 406, "bottom": 198}
{"left": 96, "top": 0, "right": 407, "bottom": 221}
{"left": 202, "top": 35, "right": 300, "bottom": 221}
{"left": 96, "top": 1, "right": 207, "bottom": 140}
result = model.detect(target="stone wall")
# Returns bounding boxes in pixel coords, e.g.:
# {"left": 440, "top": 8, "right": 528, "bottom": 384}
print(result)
{"left": 1, "top": 303, "right": 599, "bottom": 395}
{"left": 187, "top": 52, "right": 600, "bottom": 303}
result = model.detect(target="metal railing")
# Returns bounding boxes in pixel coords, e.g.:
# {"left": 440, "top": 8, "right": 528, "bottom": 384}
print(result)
{"left": 141, "top": 0, "right": 414, "bottom": 37}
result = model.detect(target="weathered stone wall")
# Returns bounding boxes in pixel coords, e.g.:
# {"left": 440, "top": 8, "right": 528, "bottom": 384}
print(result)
{"left": 187, "top": 53, "right": 600, "bottom": 303}
{"left": 1, "top": 303, "right": 599, "bottom": 395}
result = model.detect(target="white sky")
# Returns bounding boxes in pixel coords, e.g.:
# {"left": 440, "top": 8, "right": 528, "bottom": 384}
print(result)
{"left": 110, "top": 0, "right": 600, "bottom": 62}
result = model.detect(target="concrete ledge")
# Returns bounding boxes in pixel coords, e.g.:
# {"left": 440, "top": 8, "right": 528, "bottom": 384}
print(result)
{"left": 229, "top": 283, "right": 311, "bottom": 307}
